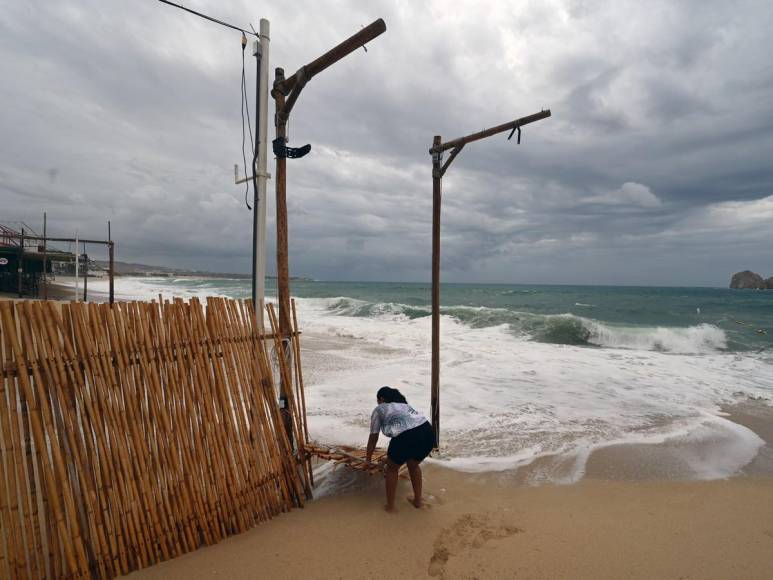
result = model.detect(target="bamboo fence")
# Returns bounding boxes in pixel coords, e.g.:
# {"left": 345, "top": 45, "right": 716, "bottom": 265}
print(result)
{"left": 0, "top": 297, "right": 312, "bottom": 579}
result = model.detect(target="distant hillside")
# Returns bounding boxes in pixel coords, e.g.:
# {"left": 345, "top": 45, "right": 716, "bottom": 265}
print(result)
{"left": 93, "top": 260, "right": 253, "bottom": 279}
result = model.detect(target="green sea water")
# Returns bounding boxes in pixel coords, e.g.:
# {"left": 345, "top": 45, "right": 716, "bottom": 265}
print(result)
{"left": 136, "top": 278, "right": 772, "bottom": 354}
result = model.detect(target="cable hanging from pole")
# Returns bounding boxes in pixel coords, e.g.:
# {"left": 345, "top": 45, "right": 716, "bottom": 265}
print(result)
{"left": 241, "top": 33, "right": 255, "bottom": 209}
{"left": 157, "top": 0, "right": 258, "bottom": 37}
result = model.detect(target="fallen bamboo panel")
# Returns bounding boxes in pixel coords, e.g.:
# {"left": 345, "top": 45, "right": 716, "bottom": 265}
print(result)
{"left": 0, "top": 298, "right": 312, "bottom": 579}
{"left": 305, "top": 443, "right": 409, "bottom": 479}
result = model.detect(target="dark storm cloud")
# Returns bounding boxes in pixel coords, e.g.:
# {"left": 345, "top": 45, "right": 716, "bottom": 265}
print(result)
{"left": 1, "top": 0, "right": 772, "bottom": 285}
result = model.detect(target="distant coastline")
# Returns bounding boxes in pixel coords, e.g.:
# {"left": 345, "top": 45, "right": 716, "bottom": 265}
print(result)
{"left": 93, "top": 260, "right": 311, "bottom": 281}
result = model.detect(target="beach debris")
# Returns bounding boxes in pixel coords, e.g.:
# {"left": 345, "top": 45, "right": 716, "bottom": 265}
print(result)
{"left": 305, "top": 443, "right": 408, "bottom": 478}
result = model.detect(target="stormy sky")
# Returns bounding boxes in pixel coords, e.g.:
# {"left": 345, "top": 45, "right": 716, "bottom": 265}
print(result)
{"left": 1, "top": 0, "right": 772, "bottom": 286}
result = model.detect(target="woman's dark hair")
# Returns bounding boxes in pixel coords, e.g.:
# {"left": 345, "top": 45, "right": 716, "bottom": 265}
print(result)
{"left": 377, "top": 386, "right": 407, "bottom": 404}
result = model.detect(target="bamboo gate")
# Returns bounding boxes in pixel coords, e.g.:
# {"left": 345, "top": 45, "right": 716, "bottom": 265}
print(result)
{"left": 0, "top": 297, "right": 313, "bottom": 579}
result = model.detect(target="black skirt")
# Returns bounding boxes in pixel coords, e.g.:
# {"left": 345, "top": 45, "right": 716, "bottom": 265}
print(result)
{"left": 387, "top": 421, "right": 435, "bottom": 466}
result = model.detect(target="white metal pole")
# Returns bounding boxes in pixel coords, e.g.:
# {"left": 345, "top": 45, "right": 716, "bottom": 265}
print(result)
{"left": 74, "top": 230, "right": 79, "bottom": 301}
{"left": 256, "top": 18, "right": 270, "bottom": 331}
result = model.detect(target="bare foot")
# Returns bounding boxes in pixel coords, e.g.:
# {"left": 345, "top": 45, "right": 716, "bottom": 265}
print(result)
{"left": 407, "top": 496, "right": 430, "bottom": 509}
{"left": 385, "top": 504, "right": 398, "bottom": 513}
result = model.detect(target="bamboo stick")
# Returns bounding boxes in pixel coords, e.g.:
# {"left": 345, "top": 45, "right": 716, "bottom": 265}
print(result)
{"left": 166, "top": 299, "right": 230, "bottom": 541}
{"left": 68, "top": 303, "right": 131, "bottom": 575}
{"left": 0, "top": 297, "right": 316, "bottom": 579}
{"left": 240, "top": 299, "right": 293, "bottom": 517}
{"left": 130, "top": 301, "right": 200, "bottom": 552}
{"left": 290, "top": 299, "right": 313, "bottom": 487}
{"left": 210, "top": 299, "right": 267, "bottom": 524}
{"left": 33, "top": 302, "right": 110, "bottom": 578}
{"left": 250, "top": 305, "right": 301, "bottom": 509}
{"left": 0, "top": 302, "right": 89, "bottom": 576}
{"left": 15, "top": 305, "right": 42, "bottom": 579}
{"left": 0, "top": 320, "right": 23, "bottom": 579}
{"left": 101, "top": 302, "right": 174, "bottom": 562}
{"left": 265, "top": 303, "right": 311, "bottom": 500}
{"left": 42, "top": 301, "right": 117, "bottom": 577}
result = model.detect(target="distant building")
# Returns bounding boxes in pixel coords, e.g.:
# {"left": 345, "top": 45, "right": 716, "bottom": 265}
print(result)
{"left": 0, "top": 222, "right": 76, "bottom": 297}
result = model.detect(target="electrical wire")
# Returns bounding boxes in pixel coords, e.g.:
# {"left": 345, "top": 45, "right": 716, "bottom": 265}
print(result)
{"left": 157, "top": 0, "right": 258, "bottom": 210}
{"left": 157, "top": 0, "right": 258, "bottom": 37}
{"left": 241, "top": 35, "right": 255, "bottom": 209}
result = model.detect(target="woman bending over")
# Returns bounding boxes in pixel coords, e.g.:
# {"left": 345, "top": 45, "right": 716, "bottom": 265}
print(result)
{"left": 366, "top": 386, "right": 436, "bottom": 512}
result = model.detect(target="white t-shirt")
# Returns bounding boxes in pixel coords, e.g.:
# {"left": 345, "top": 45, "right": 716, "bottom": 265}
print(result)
{"left": 370, "top": 402, "right": 427, "bottom": 438}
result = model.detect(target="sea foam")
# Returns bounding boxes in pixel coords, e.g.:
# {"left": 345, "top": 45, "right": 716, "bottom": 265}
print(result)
{"left": 74, "top": 277, "right": 773, "bottom": 482}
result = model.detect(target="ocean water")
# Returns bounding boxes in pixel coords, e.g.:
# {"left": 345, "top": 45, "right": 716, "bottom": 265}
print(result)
{"left": 83, "top": 277, "right": 773, "bottom": 482}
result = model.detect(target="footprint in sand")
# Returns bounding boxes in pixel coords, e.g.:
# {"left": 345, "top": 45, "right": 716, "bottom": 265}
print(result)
{"left": 428, "top": 513, "right": 523, "bottom": 577}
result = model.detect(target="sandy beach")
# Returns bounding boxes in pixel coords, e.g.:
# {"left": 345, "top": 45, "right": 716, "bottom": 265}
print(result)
{"left": 123, "top": 468, "right": 773, "bottom": 580}
{"left": 120, "top": 399, "right": 773, "bottom": 580}
{"left": 0, "top": 276, "right": 107, "bottom": 302}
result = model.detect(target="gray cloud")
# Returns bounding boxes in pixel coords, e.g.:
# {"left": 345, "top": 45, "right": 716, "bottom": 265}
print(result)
{"left": 1, "top": 0, "right": 772, "bottom": 285}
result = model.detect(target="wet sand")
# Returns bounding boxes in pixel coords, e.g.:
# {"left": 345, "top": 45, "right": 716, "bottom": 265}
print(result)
{"left": 0, "top": 276, "right": 108, "bottom": 302}
{"left": 584, "top": 402, "right": 773, "bottom": 480}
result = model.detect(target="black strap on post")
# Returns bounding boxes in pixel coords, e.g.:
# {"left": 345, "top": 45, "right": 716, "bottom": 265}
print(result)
{"left": 272, "top": 137, "right": 311, "bottom": 159}
{"left": 507, "top": 126, "right": 522, "bottom": 144}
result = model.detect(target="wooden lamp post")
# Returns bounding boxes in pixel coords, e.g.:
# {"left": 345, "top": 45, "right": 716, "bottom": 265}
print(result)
{"left": 428, "top": 109, "right": 552, "bottom": 445}
{"left": 271, "top": 18, "right": 387, "bottom": 428}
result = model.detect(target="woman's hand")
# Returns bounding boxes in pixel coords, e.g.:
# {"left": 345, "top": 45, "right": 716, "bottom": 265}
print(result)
{"left": 365, "top": 432, "right": 379, "bottom": 465}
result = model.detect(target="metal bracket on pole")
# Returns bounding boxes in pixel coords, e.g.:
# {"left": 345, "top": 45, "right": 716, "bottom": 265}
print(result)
{"left": 507, "top": 125, "right": 521, "bottom": 143}
{"left": 272, "top": 137, "right": 311, "bottom": 159}
{"left": 234, "top": 164, "right": 271, "bottom": 185}
{"left": 440, "top": 144, "right": 464, "bottom": 177}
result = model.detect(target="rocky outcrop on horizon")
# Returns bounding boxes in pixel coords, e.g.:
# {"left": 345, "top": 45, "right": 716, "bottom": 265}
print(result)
{"left": 730, "top": 270, "right": 773, "bottom": 289}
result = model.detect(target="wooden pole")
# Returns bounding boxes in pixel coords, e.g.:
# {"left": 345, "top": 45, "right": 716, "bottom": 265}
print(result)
{"left": 74, "top": 231, "right": 79, "bottom": 302}
{"left": 278, "top": 19, "right": 386, "bottom": 95}
{"left": 431, "top": 136, "right": 442, "bottom": 446}
{"left": 272, "top": 67, "right": 295, "bottom": 449}
{"left": 109, "top": 241, "right": 115, "bottom": 306}
{"left": 271, "top": 20, "right": 386, "bottom": 447}
{"left": 0, "top": 233, "right": 109, "bottom": 245}
{"left": 43, "top": 212, "right": 48, "bottom": 301}
{"left": 273, "top": 68, "right": 292, "bottom": 341}
{"left": 428, "top": 109, "right": 552, "bottom": 448}
{"left": 429, "top": 110, "right": 552, "bottom": 154}
{"left": 17, "top": 227, "right": 24, "bottom": 298}
{"left": 82, "top": 244, "right": 88, "bottom": 302}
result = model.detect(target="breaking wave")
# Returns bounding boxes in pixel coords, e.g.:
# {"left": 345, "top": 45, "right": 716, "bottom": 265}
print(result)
{"left": 320, "top": 297, "right": 728, "bottom": 354}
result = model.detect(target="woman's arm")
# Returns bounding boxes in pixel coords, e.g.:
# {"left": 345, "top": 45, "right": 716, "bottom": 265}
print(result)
{"left": 365, "top": 432, "right": 379, "bottom": 463}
